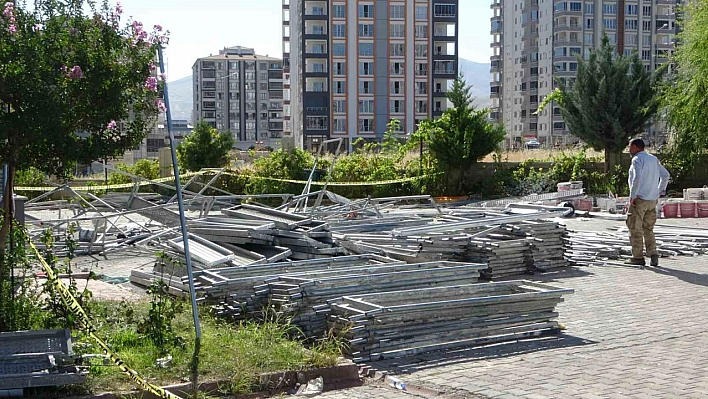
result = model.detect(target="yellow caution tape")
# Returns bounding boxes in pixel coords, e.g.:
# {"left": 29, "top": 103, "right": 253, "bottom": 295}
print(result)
{"left": 27, "top": 241, "right": 184, "bottom": 399}
{"left": 15, "top": 170, "right": 438, "bottom": 192}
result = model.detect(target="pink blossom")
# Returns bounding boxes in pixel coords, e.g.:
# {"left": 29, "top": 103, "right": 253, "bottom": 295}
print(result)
{"left": 159, "top": 73, "right": 167, "bottom": 81}
{"left": 153, "top": 24, "right": 162, "bottom": 32}
{"left": 8, "top": 24, "right": 16, "bottom": 34}
{"left": 34, "top": 23, "right": 42, "bottom": 31}
{"left": 3, "top": 2, "right": 13, "bottom": 18}
{"left": 149, "top": 63, "right": 156, "bottom": 71}
{"left": 144, "top": 76, "right": 158, "bottom": 92}
{"left": 107, "top": 120, "right": 118, "bottom": 130}
{"left": 115, "top": 2, "right": 123, "bottom": 15}
{"left": 155, "top": 99, "right": 167, "bottom": 113}
{"left": 68, "top": 65, "right": 84, "bottom": 79}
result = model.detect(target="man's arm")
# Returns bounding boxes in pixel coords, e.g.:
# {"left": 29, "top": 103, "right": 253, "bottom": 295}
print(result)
{"left": 628, "top": 157, "right": 641, "bottom": 200}
{"left": 658, "top": 162, "right": 670, "bottom": 195}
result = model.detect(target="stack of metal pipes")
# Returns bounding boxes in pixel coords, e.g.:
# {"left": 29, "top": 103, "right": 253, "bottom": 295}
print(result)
{"left": 326, "top": 281, "right": 573, "bottom": 362}
{"left": 251, "top": 261, "right": 487, "bottom": 338}
{"left": 501, "top": 221, "right": 568, "bottom": 272}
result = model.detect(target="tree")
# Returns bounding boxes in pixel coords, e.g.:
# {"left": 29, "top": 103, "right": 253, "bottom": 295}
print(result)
{"left": 540, "top": 34, "right": 663, "bottom": 172}
{"left": 421, "top": 77, "right": 506, "bottom": 172}
{"left": 176, "top": 121, "right": 235, "bottom": 171}
{"left": 0, "top": 1, "right": 166, "bottom": 267}
{"left": 663, "top": 0, "right": 708, "bottom": 167}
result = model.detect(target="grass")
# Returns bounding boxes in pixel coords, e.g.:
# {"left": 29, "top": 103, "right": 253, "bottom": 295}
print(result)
{"left": 59, "top": 300, "right": 340, "bottom": 396}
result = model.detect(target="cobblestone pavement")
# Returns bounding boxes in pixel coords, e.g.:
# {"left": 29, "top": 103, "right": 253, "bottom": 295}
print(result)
{"left": 353, "top": 217, "right": 708, "bottom": 399}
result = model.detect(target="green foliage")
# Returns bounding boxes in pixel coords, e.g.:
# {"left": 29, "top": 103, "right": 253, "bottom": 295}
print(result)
{"left": 554, "top": 33, "right": 664, "bottom": 171}
{"left": 0, "top": 0, "right": 166, "bottom": 177}
{"left": 107, "top": 159, "right": 159, "bottom": 185}
{"left": 14, "top": 167, "right": 46, "bottom": 187}
{"left": 137, "top": 280, "right": 185, "bottom": 354}
{"left": 245, "top": 148, "right": 314, "bottom": 195}
{"left": 177, "top": 121, "right": 234, "bottom": 171}
{"left": 447, "top": 74, "right": 474, "bottom": 109}
{"left": 663, "top": 0, "right": 708, "bottom": 165}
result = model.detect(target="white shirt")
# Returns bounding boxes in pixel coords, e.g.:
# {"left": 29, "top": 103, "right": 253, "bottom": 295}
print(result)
{"left": 628, "top": 151, "right": 670, "bottom": 201}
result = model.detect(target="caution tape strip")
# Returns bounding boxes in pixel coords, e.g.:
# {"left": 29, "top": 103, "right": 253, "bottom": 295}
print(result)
{"left": 15, "top": 170, "right": 438, "bottom": 192}
{"left": 27, "top": 241, "right": 184, "bottom": 399}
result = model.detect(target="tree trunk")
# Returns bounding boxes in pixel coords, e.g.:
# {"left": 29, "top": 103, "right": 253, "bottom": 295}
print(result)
{"left": 0, "top": 163, "right": 16, "bottom": 278}
{"left": 604, "top": 146, "right": 619, "bottom": 173}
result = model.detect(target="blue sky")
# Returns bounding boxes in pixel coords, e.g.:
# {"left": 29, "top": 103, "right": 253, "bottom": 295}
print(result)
{"left": 116, "top": 0, "right": 491, "bottom": 80}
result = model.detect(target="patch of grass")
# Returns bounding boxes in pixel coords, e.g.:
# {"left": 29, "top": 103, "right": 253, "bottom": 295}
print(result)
{"left": 73, "top": 301, "right": 341, "bottom": 395}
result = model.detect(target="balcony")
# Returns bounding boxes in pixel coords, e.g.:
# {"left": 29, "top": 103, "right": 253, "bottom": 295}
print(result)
{"left": 305, "top": 106, "right": 329, "bottom": 115}
{"left": 490, "top": 0, "right": 502, "bottom": 9}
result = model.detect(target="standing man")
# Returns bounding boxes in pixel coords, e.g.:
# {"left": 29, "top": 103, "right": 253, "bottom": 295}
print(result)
{"left": 626, "top": 138, "right": 671, "bottom": 268}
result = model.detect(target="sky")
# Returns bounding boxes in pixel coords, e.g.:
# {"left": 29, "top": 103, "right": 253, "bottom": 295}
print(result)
{"left": 116, "top": 0, "right": 492, "bottom": 82}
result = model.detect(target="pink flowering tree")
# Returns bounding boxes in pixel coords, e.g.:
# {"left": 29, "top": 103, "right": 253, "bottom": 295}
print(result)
{"left": 0, "top": 0, "right": 168, "bottom": 264}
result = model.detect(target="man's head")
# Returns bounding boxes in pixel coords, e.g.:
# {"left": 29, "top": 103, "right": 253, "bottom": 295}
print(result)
{"left": 629, "top": 138, "right": 645, "bottom": 157}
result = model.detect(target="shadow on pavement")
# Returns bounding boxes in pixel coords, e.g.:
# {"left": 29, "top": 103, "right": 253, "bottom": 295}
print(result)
{"left": 496, "top": 266, "right": 595, "bottom": 284}
{"left": 367, "top": 333, "right": 597, "bottom": 374}
{"left": 646, "top": 265, "right": 708, "bottom": 287}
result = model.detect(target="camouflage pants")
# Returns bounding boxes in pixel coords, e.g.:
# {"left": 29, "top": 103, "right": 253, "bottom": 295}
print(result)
{"left": 626, "top": 198, "right": 658, "bottom": 258}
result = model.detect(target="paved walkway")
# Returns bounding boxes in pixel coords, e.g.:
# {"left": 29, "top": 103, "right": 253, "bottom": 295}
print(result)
{"left": 316, "top": 217, "right": 708, "bottom": 399}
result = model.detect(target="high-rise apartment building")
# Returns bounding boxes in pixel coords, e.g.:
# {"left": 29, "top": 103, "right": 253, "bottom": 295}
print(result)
{"left": 491, "top": 0, "right": 678, "bottom": 149}
{"left": 283, "top": 0, "right": 459, "bottom": 151}
{"left": 192, "top": 46, "right": 284, "bottom": 150}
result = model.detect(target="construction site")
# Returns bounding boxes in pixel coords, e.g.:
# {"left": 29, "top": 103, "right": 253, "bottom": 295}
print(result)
{"left": 3, "top": 157, "right": 708, "bottom": 399}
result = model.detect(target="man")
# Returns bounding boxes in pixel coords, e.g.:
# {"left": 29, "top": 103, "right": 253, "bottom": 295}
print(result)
{"left": 626, "top": 138, "right": 670, "bottom": 268}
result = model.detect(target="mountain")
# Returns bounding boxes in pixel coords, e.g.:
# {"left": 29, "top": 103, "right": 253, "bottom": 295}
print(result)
{"left": 165, "top": 57, "right": 492, "bottom": 121}
{"left": 458, "top": 58, "right": 492, "bottom": 109}
{"left": 167, "top": 75, "right": 193, "bottom": 121}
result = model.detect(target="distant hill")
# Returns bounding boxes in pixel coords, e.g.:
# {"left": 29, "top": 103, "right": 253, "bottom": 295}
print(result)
{"left": 459, "top": 58, "right": 492, "bottom": 109}
{"left": 167, "top": 75, "right": 193, "bottom": 121}
{"left": 166, "top": 58, "right": 492, "bottom": 121}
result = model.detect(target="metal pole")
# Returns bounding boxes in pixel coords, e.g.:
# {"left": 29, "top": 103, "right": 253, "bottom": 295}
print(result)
{"left": 157, "top": 46, "right": 202, "bottom": 392}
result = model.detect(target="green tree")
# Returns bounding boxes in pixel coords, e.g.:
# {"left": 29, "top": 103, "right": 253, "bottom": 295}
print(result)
{"left": 663, "top": 0, "right": 708, "bottom": 168}
{"left": 176, "top": 121, "right": 235, "bottom": 171}
{"left": 0, "top": 0, "right": 166, "bottom": 266}
{"left": 540, "top": 33, "right": 663, "bottom": 172}
{"left": 421, "top": 79, "right": 506, "bottom": 172}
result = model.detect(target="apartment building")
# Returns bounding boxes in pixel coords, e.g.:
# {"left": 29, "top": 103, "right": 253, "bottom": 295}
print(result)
{"left": 491, "top": 0, "right": 679, "bottom": 149}
{"left": 192, "top": 46, "right": 284, "bottom": 150}
{"left": 283, "top": 0, "right": 459, "bottom": 151}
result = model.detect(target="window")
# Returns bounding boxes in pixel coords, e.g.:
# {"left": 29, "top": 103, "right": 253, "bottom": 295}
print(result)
{"left": 359, "top": 42, "right": 374, "bottom": 57}
{"left": 642, "top": 20, "right": 652, "bottom": 31}
{"left": 203, "top": 101, "right": 215, "bottom": 108}
{"left": 333, "top": 118, "right": 346, "bottom": 132}
{"left": 584, "top": 3, "right": 594, "bottom": 14}
{"left": 415, "top": 44, "right": 428, "bottom": 58}
{"left": 416, "top": 100, "right": 427, "bottom": 113}
{"left": 642, "top": 6, "right": 652, "bottom": 17}
{"left": 641, "top": 50, "right": 651, "bottom": 61}
{"left": 585, "top": 18, "right": 594, "bottom": 29}
{"left": 569, "top": 47, "right": 581, "bottom": 56}
{"left": 416, "top": 81, "right": 427, "bottom": 95}
{"left": 359, "top": 99, "right": 374, "bottom": 113}
{"left": 625, "top": 33, "right": 639, "bottom": 46}
{"left": 390, "top": 100, "right": 403, "bottom": 113}
{"left": 390, "top": 62, "right": 404, "bottom": 75}
{"left": 260, "top": 92, "right": 268, "bottom": 100}
{"left": 434, "top": 4, "right": 456, "bottom": 17}
{"left": 333, "top": 99, "right": 346, "bottom": 113}
{"left": 332, "top": 24, "right": 345, "bottom": 38}
{"left": 569, "top": 2, "right": 581, "bottom": 12}
{"left": 603, "top": 18, "right": 617, "bottom": 30}
{"left": 245, "top": 72, "right": 255, "bottom": 80}
{"left": 607, "top": 33, "right": 617, "bottom": 44}
{"left": 203, "top": 91, "right": 215, "bottom": 98}
{"left": 332, "top": 4, "right": 345, "bottom": 18}
{"left": 530, "top": 67, "right": 539, "bottom": 76}
{"left": 530, "top": 95, "right": 538, "bottom": 103}
{"left": 643, "top": 34, "right": 652, "bottom": 46}
{"left": 358, "top": 81, "right": 372, "bottom": 94}
{"left": 554, "top": 47, "right": 567, "bottom": 57}
{"left": 390, "top": 4, "right": 404, "bottom": 19}
{"left": 333, "top": 43, "right": 346, "bottom": 57}
{"left": 626, "top": 4, "right": 638, "bottom": 15}
{"left": 415, "top": 62, "right": 428, "bottom": 76}
{"left": 390, "top": 23, "right": 404, "bottom": 38}
{"left": 415, "top": 6, "right": 427, "bottom": 20}
{"left": 625, "top": 19, "right": 638, "bottom": 30}
{"left": 333, "top": 62, "right": 345, "bottom": 76}
{"left": 584, "top": 33, "right": 593, "bottom": 45}
{"left": 554, "top": 2, "right": 567, "bottom": 12}
{"left": 391, "top": 81, "right": 403, "bottom": 95}
{"left": 334, "top": 80, "right": 346, "bottom": 94}
{"left": 358, "top": 4, "right": 373, "bottom": 18}
{"left": 569, "top": 62, "right": 578, "bottom": 72}
{"left": 359, "top": 118, "right": 374, "bottom": 132}
{"left": 359, "top": 23, "right": 374, "bottom": 38}
{"left": 390, "top": 43, "right": 405, "bottom": 57}
{"left": 246, "top": 122, "right": 256, "bottom": 130}
{"left": 603, "top": 3, "right": 617, "bottom": 15}
{"left": 359, "top": 62, "right": 374, "bottom": 75}
{"left": 553, "top": 122, "right": 566, "bottom": 130}
{"left": 415, "top": 25, "right": 428, "bottom": 39}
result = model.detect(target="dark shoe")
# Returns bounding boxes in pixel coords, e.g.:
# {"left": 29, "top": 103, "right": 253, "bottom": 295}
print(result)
{"left": 650, "top": 255, "right": 659, "bottom": 267}
{"left": 625, "top": 258, "right": 646, "bottom": 268}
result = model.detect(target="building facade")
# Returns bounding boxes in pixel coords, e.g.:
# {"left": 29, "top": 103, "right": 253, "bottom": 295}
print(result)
{"left": 491, "top": 0, "right": 678, "bottom": 149}
{"left": 283, "top": 0, "right": 459, "bottom": 151}
{"left": 192, "top": 46, "right": 284, "bottom": 150}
